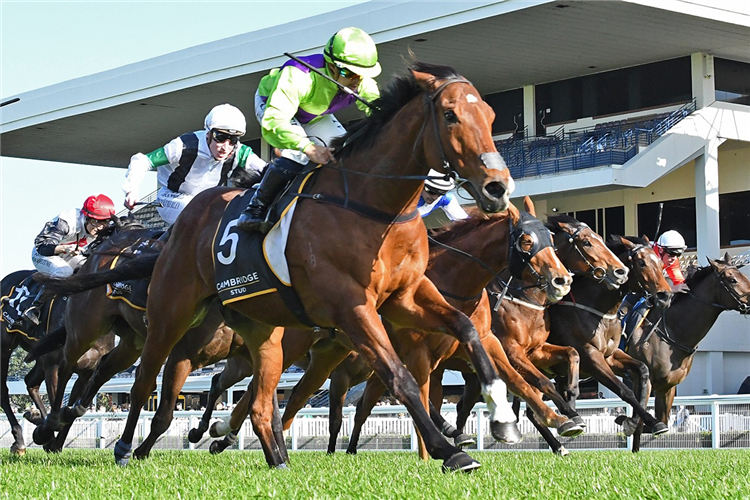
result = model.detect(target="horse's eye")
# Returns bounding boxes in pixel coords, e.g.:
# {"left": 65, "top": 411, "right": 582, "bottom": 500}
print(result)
{"left": 730, "top": 278, "right": 738, "bottom": 284}
{"left": 638, "top": 260, "right": 647, "bottom": 267}
{"left": 444, "top": 110, "right": 458, "bottom": 123}
{"left": 580, "top": 239, "right": 592, "bottom": 248}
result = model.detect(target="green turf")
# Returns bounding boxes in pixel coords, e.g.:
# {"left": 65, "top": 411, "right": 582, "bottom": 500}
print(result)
{"left": 1, "top": 448, "right": 749, "bottom": 499}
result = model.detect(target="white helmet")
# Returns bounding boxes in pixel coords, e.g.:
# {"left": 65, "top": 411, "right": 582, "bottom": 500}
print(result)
{"left": 204, "top": 104, "right": 246, "bottom": 136}
{"left": 656, "top": 230, "right": 686, "bottom": 255}
{"left": 424, "top": 169, "right": 455, "bottom": 194}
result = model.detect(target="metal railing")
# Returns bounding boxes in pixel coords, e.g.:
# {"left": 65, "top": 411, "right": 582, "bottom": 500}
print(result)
{"left": 496, "top": 100, "right": 697, "bottom": 179}
{"left": 3, "top": 394, "right": 748, "bottom": 453}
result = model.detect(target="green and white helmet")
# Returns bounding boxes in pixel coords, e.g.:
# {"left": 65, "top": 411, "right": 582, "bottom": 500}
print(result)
{"left": 323, "top": 27, "right": 381, "bottom": 78}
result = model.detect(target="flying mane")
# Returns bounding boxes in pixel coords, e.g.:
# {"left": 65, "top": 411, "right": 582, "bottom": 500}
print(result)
{"left": 331, "top": 61, "right": 464, "bottom": 157}
{"left": 607, "top": 234, "right": 648, "bottom": 254}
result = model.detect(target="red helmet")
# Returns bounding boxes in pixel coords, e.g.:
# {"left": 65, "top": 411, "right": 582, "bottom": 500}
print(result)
{"left": 82, "top": 194, "right": 116, "bottom": 220}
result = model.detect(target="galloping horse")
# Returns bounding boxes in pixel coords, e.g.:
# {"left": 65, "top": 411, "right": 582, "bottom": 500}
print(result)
{"left": 1, "top": 271, "right": 114, "bottom": 456}
{"left": 627, "top": 254, "right": 750, "bottom": 451}
{"left": 546, "top": 235, "right": 673, "bottom": 440}
{"left": 445, "top": 214, "right": 629, "bottom": 455}
{"left": 272, "top": 202, "right": 575, "bottom": 458}
{"left": 81, "top": 61, "right": 517, "bottom": 471}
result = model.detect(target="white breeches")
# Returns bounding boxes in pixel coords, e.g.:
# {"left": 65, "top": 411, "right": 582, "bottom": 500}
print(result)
{"left": 156, "top": 187, "right": 194, "bottom": 226}
{"left": 254, "top": 91, "right": 346, "bottom": 165}
{"left": 31, "top": 248, "right": 86, "bottom": 278}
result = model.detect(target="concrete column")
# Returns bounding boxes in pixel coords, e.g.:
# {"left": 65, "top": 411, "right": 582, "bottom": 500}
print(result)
{"left": 691, "top": 52, "right": 715, "bottom": 109}
{"left": 705, "top": 351, "right": 725, "bottom": 394}
{"left": 695, "top": 139, "right": 722, "bottom": 261}
{"left": 523, "top": 85, "right": 536, "bottom": 138}
{"left": 623, "top": 190, "right": 638, "bottom": 236}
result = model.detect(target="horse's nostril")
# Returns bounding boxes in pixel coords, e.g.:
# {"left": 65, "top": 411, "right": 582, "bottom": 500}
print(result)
{"left": 485, "top": 182, "right": 506, "bottom": 200}
{"left": 553, "top": 277, "right": 569, "bottom": 287}
{"left": 615, "top": 268, "right": 628, "bottom": 276}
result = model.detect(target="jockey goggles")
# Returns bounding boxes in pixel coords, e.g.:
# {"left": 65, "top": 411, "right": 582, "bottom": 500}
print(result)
{"left": 336, "top": 64, "right": 361, "bottom": 80}
{"left": 424, "top": 185, "right": 449, "bottom": 196}
{"left": 211, "top": 129, "right": 241, "bottom": 145}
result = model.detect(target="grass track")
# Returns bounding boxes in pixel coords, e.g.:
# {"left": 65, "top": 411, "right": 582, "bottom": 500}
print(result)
{"left": 2, "top": 448, "right": 749, "bottom": 499}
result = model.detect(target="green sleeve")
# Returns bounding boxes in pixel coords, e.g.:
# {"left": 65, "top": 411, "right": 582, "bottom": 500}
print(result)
{"left": 236, "top": 144, "right": 253, "bottom": 167}
{"left": 145, "top": 148, "right": 170, "bottom": 170}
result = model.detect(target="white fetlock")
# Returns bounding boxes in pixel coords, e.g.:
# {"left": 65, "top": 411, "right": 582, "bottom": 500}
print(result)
{"left": 482, "top": 379, "right": 516, "bottom": 424}
{"left": 211, "top": 417, "right": 232, "bottom": 437}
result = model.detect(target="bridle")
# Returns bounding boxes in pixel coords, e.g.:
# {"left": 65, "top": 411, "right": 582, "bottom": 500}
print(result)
{"left": 557, "top": 224, "right": 609, "bottom": 284}
{"left": 687, "top": 266, "right": 750, "bottom": 315}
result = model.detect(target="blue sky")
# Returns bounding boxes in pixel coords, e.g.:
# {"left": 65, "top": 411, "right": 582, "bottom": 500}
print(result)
{"left": 0, "top": 0, "right": 365, "bottom": 276}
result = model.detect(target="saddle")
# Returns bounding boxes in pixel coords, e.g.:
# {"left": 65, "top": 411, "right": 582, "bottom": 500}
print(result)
{"left": 1, "top": 274, "right": 60, "bottom": 338}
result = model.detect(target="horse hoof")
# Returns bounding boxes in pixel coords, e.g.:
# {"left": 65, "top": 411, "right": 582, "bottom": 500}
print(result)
{"left": 554, "top": 446, "right": 570, "bottom": 457}
{"left": 209, "top": 441, "right": 227, "bottom": 455}
{"left": 133, "top": 447, "right": 149, "bottom": 461}
{"left": 557, "top": 419, "right": 584, "bottom": 438}
{"left": 188, "top": 428, "right": 204, "bottom": 443}
{"left": 490, "top": 421, "right": 522, "bottom": 444}
{"left": 454, "top": 433, "right": 476, "bottom": 448}
{"left": 114, "top": 440, "right": 132, "bottom": 467}
{"left": 32, "top": 426, "right": 55, "bottom": 446}
{"left": 345, "top": 448, "right": 357, "bottom": 455}
{"left": 442, "top": 452, "right": 481, "bottom": 473}
{"left": 614, "top": 415, "right": 627, "bottom": 426}
{"left": 647, "top": 421, "right": 669, "bottom": 436}
{"left": 572, "top": 415, "right": 587, "bottom": 428}
{"left": 43, "top": 441, "right": 63, "bottom": 454}
{"left": 620, "top": 417, "right": 640, "bottom": 436}
{"left": 10, "top": 443, "right": 26, "bottom": 456}
{"left": 275, "top": 463, "right": 288, "bottom": 470}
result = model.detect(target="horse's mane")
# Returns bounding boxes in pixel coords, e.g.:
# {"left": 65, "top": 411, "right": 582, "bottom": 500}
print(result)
{"left": 545, "top": 214, "right": 583, "bottom": 231}
{"left": 685, "top": 264, "right": 713, "bottom": 283}
{"left": 606, "top": 234, "right": 648, "bottom": 254}
{"left": 430, "top": 210, "right": 507, "bottom": 246}
{"left": 331, "top": 60, "right": 463, "bottom": 158}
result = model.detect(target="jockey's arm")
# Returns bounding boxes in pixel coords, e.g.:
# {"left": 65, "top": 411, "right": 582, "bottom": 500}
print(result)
{"left": 122, "top": 146, "right": 171, "bottom": 209}
{"left": 444, "top": 194, "right": 469, "bottom": 221}
{"left": 260, "top": 66, "right": 315, "bottom": 153}
{"left": 34, "top": 217, "right": 69, "bottom": 256}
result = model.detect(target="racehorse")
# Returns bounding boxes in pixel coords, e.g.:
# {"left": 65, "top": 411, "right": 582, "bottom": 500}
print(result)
{"left": 436, "top": 214, "right": 629, "bottom": 455}
{"left": 627, "top": 254, "right": 750, "bottom": 451}
{"left": 48, "top": 61, "right": 517, "bottom": 472}
{"left": 545, "top": 235, "right": 673, "bottom": 441}
{"left": 1, "top": 271, "right": 114, "bottom": 456}
{"left": 268, "top": 201, "right": 576, "bottom": 458}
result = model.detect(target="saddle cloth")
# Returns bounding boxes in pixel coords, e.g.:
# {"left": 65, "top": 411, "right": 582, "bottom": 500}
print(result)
{"left": 212, "top": 170, "right": 318, "bottom": 325}
{"left": 105, "top": 237, "right": 162, "bottom": 311}
{"left": 0, "top": 273, "right": 59, "bottom": 339}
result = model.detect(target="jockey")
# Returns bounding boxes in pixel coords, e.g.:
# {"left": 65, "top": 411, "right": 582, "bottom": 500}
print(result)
{"left": 237, "top": 27, "right": 381, "bottom": 233}
{"left": 418, "top": 169, "right": 469, "bottom": 224}
{"left": 123, "top": 103, "right": 267, "bottom": 225}
{"left": 618, "top": 229, "right": 687, "bottom": 341}
{"left": 23, "top": 194, "right": 116, "bottom": 325}
{"left": 653, "top": 229, "right": 687, "bottom": 286}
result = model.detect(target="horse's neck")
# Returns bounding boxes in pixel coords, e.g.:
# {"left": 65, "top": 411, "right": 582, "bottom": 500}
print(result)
{"left": 662, "top": 277, "right": 724, "bottom": 349}
{"left": 427, "top": 219, "right": 509, "bottom": 298}
{"left": 319, "top": 98, "right": 429, "bottom": 216}
{"left": 569, "top": 276, "right": 621, "bottom": 313}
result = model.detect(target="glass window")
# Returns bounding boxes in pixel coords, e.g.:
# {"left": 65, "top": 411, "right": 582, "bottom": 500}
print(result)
{"left": 719, "top": 190, "right": 750, "bottom": 246}
{"left": 484, "top": 88, "right": 524, "bottom": 135}
{"left": 638, "top": 198, "right": 696, "bottom": 248}
{"left": 715, "top": 58, "right": 750, "bottom": 106}
{"left": 604, "top": 206, "right": 625, "bottom": 239}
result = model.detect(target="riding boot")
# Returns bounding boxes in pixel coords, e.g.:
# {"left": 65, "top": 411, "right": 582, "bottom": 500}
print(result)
{"left": 236, "top": 157, "right": 305, "bottom": 234}
{"left": 21, "top": 286, "right": 46, "bottom": 326}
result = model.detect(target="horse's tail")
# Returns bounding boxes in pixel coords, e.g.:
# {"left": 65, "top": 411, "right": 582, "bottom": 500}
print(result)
{"left": 35, "top": 252, "right": 161, "bottom": 297}
{"left": 24, "top": 326, "right": 67, "bottom": 363}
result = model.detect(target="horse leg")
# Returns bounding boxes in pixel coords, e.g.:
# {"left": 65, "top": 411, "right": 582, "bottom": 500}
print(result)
{"left": 23, "top": 361, "right": 47, "bottom": 424}
{"left": 44, "top": 369, "right": 92, "bottom": 453}
{"left": 210, "top": 383, "right": 252, "bottom": 438}
{"left": 281, "top": 341, "right": 351, "bottom": 431}
{"left": 1, "top": 343, "right": 27, "bottom": 455}
{"left": 345, "top": 376, "right": 386, "bottom": 455}
{"left": 525, "top": 406, "right": 568, "bottom": 456}
{"left": 134, "top": 354, "right": 193, "bottom": 460}
{"left": 327, "top": 369, "right": 352, "bottom": 454}
{"left": 190, "top": 358, "right": 249, "bottom": 443}
{"left": 337, "top": 305, "right": 477, "bottom": 472}
{"left": 608, "top": 349, "right": 665, "bottom": 436}
{"left": 456, "top": 372, "right": 481, "bottom": 436}
{"left": 528, "top": 343, "right": 583, "bottom": 425}
{"left": 381, "top": 278, "right": 519, "bottom": 445}
{"left": 244, "top": 326, "right": 287, "bottom": 468}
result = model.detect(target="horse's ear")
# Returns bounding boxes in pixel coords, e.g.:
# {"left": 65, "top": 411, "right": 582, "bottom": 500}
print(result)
{"left": 724, "top": 252, "right": 732, "bottom": 264}
{"left": 642, "top": 234, "right": 651, "bottom": 244}
{"left": 411, "top": 69, "right": 440, "bottom": 94}
{"left": 507, "top": 202, "right": 520, "bottom": 225}
{"left": 523, "top": 196, "right": 535, "bottom": 217}
{"left": 619, "top": 236, "right": 634, "bottom": 248}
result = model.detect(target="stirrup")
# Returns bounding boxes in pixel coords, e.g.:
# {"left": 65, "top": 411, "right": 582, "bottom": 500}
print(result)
{"left": 237, "top": 207, "right": 270, "bottom": 234}
{"left": 22, "top": 307, "right": 41, "bottom": 326}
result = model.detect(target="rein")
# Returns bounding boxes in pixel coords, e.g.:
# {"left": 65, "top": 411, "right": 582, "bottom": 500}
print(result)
{"left": 555, "top": 300, "right": 618, "bottom": 321}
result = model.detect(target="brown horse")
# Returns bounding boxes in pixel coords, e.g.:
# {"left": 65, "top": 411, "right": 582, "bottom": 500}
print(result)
{"left": 1, "top": 270, "right": 114, "bottom": 456}
{"left": 627, "top": 254, "right": 750, "bottom": 451}
{"left": 479, "top": 214, "right": 629, "bottom": 454}
{"left": 545, "top": 235, "right": 673, "bottom": 438}
{"left": 88, "top": 61, "right": 515, "bottom": 472}
{"left": 262, "top": 201, "right": 575, "bottom": 459}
